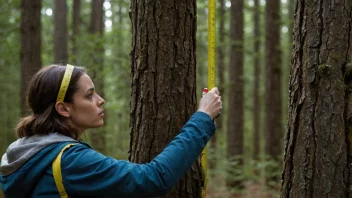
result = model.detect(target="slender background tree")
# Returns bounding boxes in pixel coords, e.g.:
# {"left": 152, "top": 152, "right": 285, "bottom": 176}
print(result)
{"left": 20, "top": 0, "right": 41, "bottom": 116}
{"left": 54, "top": 0, "right": 68, "bottom": 64}
{"left": 264, "top": 0, "right": 282, "bottom": 186}
{"left": 227, "top": 0, "right": 244, "bottom": 189}
{"left": 252, "top": 0, "right": 261, "bottom": 161}
{"left": 71, "top": 0, "right": 80, "bottom": 64}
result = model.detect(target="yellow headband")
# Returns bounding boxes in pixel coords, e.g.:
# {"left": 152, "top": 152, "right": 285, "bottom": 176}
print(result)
{"left": 56, "top": 64, "right": 74, "bottom": 102}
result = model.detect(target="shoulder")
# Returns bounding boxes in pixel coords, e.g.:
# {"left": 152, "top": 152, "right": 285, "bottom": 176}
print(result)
{"left": 60, "top": 142, "right": 99, "bottom": 161}
{"left": 60, "top": 142, "right": 115, "bottom": 170}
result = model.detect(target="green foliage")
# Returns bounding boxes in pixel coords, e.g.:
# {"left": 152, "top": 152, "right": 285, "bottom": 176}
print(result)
{"left": 0, "top": 0, "right": 21, "bottom": 154}
{"left": 102, "top": 0, "right": 132, "bottom": 159}
{"left": 207, "top": 147, "right": 281, "bottom": 197}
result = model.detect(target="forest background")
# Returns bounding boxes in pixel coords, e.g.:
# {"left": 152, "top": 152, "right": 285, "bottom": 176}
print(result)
{"left": 0, "top": 0, "right": 294, "bottom": 197}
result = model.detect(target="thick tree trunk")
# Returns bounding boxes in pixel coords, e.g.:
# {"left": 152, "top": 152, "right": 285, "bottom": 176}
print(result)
{"left": 20, "top": 0, "right": 41, "bottom": 116}
{"left": 129, "top": 1, "right": 200, "bottom": 197}
{"left": 89, "top": 0, "right": 105, "bottom": 154}
{"left": 71, "top": 0, "right": 80, "bottom": 63}
{"left": 281, "top": 1, "right": 352, "bottom": 197}
{"left": 264, "top": 0, "right": 282, "bottom": 158}
{"left": 227, "top": 0, "right": 244, "bottom": 188}
{"left": 54, "top": 0, "right": 68, "bottom": 64}
{"left": 253, "top": 0, "right": 261, "bottom": 160}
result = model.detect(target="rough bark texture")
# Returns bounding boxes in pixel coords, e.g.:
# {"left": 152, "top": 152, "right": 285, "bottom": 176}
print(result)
{"left": 71, "top": 0, "right": 80, "bottom": 63}
{"left": 281, "top": 1, "right": 352, "bottom": 197}
{"left": 54, "top": 0, "right": 68, "bottom": 64}
{"left": 89, "top": 0, "right": 105, "bottom": 154}
{"left": 253, "top": 0, "right": 261, "bottom": 160}
{"left": 227, "top": 0, "right": 244, "bottom": 188}
{"left": 20, "top": 0, "right": 41, "bottom": 116}
{"left": 129, "top": 1, "right": 200, "bottom": 197}
{"left": 264, "top": 0, "right": 282, "bottom": 158}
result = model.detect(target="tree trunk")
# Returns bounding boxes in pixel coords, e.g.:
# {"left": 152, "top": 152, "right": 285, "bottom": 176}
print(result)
{"left": 227, "top": 0, "right": 244, "bottom": 188}
{"left": 54, "top": 0, "right": 68, "bottom": 64}
{"left": 129, "top": 1, "right": 201, "bottom": 197}
{"left": 281, "top": 1, "right": 352, "bottom": 197}
{"left": 20, "top": 0, "right": 41, "bottom": 116}
{"left": 253, "top": 0, "right": 261, "bottom": 160}
{"left": 264, "top": 0, "right": 282, "bottom": 158}
{"left": 216, "top": 0, "right": 226, "bottom": 136}
{"left": 89, "top": 0, "right": 105, "bottom": 154}
{"left": 71, "top": 0, "right": 80, "bottom": 64}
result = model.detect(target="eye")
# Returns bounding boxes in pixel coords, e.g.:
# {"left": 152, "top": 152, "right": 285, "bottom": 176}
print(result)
{"left": 87, "top": 93, "right": 93, "bottom": 99}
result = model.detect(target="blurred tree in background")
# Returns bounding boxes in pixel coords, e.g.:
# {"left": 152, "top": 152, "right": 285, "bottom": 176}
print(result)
{"left": 227, "top": 0, "right": 244, "bottom": 189}
{"left": 54, "top": 0, "right": 68, "bottom": 64}
{"left": 264, "top": 0, "right": 282, "bottom": 189}
{"left": 20, "top": 0, "right": 42, "bottom": 116}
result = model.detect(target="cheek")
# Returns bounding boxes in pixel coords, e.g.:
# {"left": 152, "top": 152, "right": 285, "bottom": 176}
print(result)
{"left": 72, "top": 104, "right": 95, "bottom": 120}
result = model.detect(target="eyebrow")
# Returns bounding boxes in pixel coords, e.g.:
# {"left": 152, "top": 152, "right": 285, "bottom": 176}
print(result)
{"left": 86, "top": 87, "right": 95, "bottom": 92}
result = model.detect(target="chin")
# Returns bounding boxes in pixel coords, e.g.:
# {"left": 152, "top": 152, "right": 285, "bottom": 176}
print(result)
{"left": 96, "top": 121, "right": 104, "bottom": 127}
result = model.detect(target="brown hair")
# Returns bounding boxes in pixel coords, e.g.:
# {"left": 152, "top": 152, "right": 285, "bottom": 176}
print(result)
{"left": 16, "top": 65, "right": 87, "bottom": 140}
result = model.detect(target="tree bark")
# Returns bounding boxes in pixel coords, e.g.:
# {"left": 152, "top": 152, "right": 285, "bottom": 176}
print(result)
{"left": 129, "top": 0, "right": 201, "bottom": 197}
{"left": 20, "top": 0, "right": 41, "bottom": 116}
{"left": 227, "top": 0, "right": 244, "bottom": 188}
{"left": 281, "top": 1, "right": 352, "bottom": 197}
{"left": 54, "top": 0, "right": 68, "bottom": 64}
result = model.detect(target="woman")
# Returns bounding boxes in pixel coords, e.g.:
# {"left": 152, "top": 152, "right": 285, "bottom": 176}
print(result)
{"left": 0, "top": 64, "right": 222, "bottom": 198}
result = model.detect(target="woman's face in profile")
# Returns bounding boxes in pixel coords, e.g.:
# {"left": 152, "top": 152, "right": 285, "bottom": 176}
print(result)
{"left": 65, "top": 73, "right": 105, "bottom": 134}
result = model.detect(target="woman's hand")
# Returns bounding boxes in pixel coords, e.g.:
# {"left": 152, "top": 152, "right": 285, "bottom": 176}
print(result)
{"left": 198, "top": 87, "right": 222, "bottom": 120}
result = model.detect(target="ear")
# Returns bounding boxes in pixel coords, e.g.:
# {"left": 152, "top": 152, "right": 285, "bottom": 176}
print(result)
{"left": 55, "top": 102, "right": 71, "bottom": 118}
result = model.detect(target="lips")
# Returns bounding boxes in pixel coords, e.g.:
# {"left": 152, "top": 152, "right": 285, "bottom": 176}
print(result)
{"left": 99, "top": 110, "right": 104, "bottom": 115}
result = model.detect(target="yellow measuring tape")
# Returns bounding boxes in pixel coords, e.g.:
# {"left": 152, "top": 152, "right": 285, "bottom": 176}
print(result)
{"left": 56, "top": 64, "right": 74, "bottom": 102}
{"left": 207, "top": 0, "right": 216, "bottom": 90}
{"left": 201, "top": 0, "right": 216, "bottom": 197}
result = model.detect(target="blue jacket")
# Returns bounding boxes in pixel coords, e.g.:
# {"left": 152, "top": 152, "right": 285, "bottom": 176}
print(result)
{"left": 0, "top": 112, "right": 215, "bottom": 198}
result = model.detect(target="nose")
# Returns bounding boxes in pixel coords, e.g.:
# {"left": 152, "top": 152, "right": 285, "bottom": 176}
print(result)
{"left": 97, "top": 94, "right": 105, "bottom": 106}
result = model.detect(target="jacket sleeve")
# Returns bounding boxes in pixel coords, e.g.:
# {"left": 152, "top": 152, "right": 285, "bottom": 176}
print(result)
{"left": 61, "top": 111, "right": 215, "bottom": 198}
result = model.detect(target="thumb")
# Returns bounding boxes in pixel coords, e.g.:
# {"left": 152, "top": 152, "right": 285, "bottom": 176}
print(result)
{"left": 209, "top": 87, "right": 219, "bottom": 95}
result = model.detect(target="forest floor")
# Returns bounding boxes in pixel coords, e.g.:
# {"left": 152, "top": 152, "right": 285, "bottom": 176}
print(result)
{"left": 207, "top": 176, "right": 279, "bottom": 198}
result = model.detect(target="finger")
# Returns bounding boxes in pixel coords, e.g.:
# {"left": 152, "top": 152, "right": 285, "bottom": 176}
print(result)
{"left": 215, "top": 112, "right": 221, "bottom": 119}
